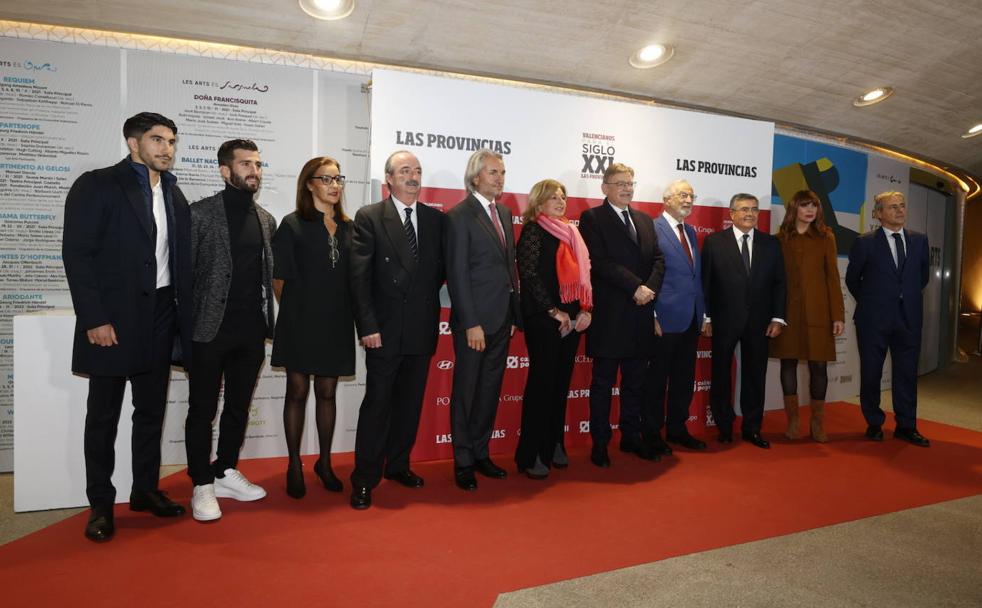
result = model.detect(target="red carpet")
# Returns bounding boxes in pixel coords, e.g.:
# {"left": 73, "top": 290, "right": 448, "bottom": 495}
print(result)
{"left": 2, "top": 403, "right": 980, "bottom": 608}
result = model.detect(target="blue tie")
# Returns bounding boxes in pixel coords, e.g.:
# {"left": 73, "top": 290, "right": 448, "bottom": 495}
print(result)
{"left": 892, "top": 233, "right": 905, "bottom": 270}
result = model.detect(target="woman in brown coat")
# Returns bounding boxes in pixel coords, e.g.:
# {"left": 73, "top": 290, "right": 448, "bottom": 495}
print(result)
{"left": 770, "top": 190, "right": 845, "bottom": 442}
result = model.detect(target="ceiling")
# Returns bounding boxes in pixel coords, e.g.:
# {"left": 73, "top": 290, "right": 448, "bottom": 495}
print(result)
{"left": 2, "top": 0, "right": 980, "bottom": 185}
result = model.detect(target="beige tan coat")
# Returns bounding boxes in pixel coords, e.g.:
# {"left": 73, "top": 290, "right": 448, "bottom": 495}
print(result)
{"left": 769, "top": 228, "right": 845, "bottom": 361}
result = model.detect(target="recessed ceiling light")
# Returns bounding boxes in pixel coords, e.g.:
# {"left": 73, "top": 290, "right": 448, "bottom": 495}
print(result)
{"left": 629, "top": 44, "right": 674, "bottom": 69}
{"left": 962, "top": 123, "right": 982, "bottom": 139}
{"left": 298, "top": 0, "right": 354, "bottom": 20}
{"left": 853, "top": 87, "right": 894, "bottom": 107}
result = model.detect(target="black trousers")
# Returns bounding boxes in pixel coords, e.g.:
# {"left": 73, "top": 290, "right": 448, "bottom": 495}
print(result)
{"left": 589, "top": 356, "right": 647, "bottom": 447}
{"left": 351, "top": 351, "right": 431, "bottom": 489}
{"left": 710, "top": 324, "right": 768, "bottom": 434}
{"left": 857, "top": 305, "right": 920, "bottom": 429}
{"left": 645, "top": 314, "right": 699, "bottom": 439}
{"left": 449, "top": 316, "right": 512, "bottom": 468}
{"left": 185, "top": 316, "right": 266, "bottom": 486}
{"left": 84, "top": 286, "right": 176, "bottom": 509}
{"left": 515, "top": 313, "right": 581, "bottom": 470}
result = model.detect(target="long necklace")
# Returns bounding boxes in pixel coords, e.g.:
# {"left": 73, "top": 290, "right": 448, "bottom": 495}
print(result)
{"left": 327, "top": 230, "right": 339, "bottom": 268}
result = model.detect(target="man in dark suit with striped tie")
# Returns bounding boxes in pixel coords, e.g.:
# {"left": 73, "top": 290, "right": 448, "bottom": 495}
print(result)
{"left": 846, "top": 191, "right": 931, "bottom": 447}
{"left": 349, "top": 151, "right": 448, "bottom": 508}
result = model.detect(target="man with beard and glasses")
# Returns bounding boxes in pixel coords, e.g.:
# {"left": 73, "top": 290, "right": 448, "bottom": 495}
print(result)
{"left": 64, "top": 112, "right": 194, "bottom": 542}
{"left": 348, "top": 150, "right": 447, "bottom": 509}
{"left": 184, "top": 139, "right": 277, "bottom": 521}
{"left": 646, "top": 180, "right": 708, "bottom": 454}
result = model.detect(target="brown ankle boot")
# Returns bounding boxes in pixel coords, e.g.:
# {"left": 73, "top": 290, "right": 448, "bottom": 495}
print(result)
{"left": 810, "top": 400, "right": 828, "bottom": 443}
{"left": 783, "top": 395, "right": 800, "bottom": 440}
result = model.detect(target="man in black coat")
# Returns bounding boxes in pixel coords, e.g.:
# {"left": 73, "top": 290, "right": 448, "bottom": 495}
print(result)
{"left": 63, "top": 112, "right": 193, "bottom": 542}
{"left": 579, "top": 163, "right": 665, "bottom": 467}
{"left": 446, "top": 149, "right": 521, "bottom": 491}
{"left": 349, "top": 151, "right": 447, "bottom": 509}
{"left": 701, "top": 193, "right": 787, "bottom": 448}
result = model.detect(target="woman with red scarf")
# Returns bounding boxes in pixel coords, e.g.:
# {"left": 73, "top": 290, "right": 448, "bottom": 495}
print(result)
{"left": 515, "top": 179, "right": 593, "bottom": 479}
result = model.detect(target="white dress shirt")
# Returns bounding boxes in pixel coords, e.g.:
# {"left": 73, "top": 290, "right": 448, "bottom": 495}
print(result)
{"left": 151, "top": 178, "right": 171, "bottom": 289}
{"left": 882, "top": 226, "right": 906, "bottom": 267}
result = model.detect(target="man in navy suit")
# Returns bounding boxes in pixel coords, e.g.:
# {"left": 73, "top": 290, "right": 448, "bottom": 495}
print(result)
{"left": 63, "top": 112, "right": 193, "bottom": 542}
{"left": 845, "top": 191, "right": 931, "bottom": 447}
{"left": 646, "top": 180, "right": 707, "bottom": 454}
{"left": 579, "top": 162, "right": 665, "bottom": 466}
{"left": 701, "top": 193, "right": 786, "bottom": 448}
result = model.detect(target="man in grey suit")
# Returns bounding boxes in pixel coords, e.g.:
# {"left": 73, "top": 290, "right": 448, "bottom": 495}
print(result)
{"left": 185, "top": 139, "right": 277, "bottom": 521}
{"left": 446, "top": 148, "right": 521, "bottom": 491}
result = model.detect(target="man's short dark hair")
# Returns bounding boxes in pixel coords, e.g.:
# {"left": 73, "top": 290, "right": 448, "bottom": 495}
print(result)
{"left": 122, "top": 112, "right": 177, "bottom": 140}
{"left": 217, "top": 139, "right": 259, "bottom": 167}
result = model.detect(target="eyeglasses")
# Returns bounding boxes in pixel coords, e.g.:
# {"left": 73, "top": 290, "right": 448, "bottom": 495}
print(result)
{"left": 733, "top": 206, "right": 760, "bottom": 214}
{"left": 674, "top": 192, "right": 697, "bottom": 202}
{"left": 310, "top": 175, "right": 346, "bottom": 185}
{"left": 605, "top": 181, "right": 637, "bottom": 189}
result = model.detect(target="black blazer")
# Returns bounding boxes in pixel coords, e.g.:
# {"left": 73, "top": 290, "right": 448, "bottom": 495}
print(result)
{"left": 350, "top": 197, "right": 447, "bottom": 356}
{"left": 845, "top": 227, "right": 929, "bottom": 338}
{"left": 63, "top": 159, "right": 193, "bottom": 376}
{"left": 701, "top": 227, "right": 786, "bottom": 338}
{"left": 579, "top": 200, "right": 665, "bottom": 358}
{"left": 446, "top": 194, "right": 521, "bottom": 334}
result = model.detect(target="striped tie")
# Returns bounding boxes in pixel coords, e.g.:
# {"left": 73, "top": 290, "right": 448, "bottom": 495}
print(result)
{"left": 404, "top": 207, "right": 418, "bottom": 258}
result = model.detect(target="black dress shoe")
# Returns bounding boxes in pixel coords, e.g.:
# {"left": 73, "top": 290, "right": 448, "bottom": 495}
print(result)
{"left": 590, "top": 445, "right": 611, "bottom": 468}
{"left": 454, "top": 467, "right": 478, "bottom": 491}
{"left": 286, "top": 463, "right": 306, "bottom": 499}
{"left": 474, "top": 457, "right": 507, "bottom": 479}
{"left": 741, "top": 432, "right": 771, "bottom": 449}
{"left": 667, "top": 433, "right": 707, "bottom": 451}
{"left": 350, "top": 486, "right": 372, "bottom": 510}
{"left": 84, "top": 507, "right": 114, "bottom": 543}
{"left": 647, "top": 435, "right": 674, "bottom": 456}
{"left": 384, "top": 469, "right": 425, "bottom": 488}
{"left": 129, "top": 490, "right": 186, "bottom": 517}
{"left": 313, "top": 460, "right": 344, "bottom": 492}
{"left": 718, "top": 430, "right": 733, "bottom": 444}
{"left": 894, "top": 427, "right": 930, "bottom": 447}
{"left": 865, "top": 425, "right": 884, "bottom": 442}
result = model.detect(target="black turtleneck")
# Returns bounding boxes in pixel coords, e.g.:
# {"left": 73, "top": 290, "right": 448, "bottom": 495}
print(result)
{"left": 221, "top": 183, "right": 263, "bottom": 331}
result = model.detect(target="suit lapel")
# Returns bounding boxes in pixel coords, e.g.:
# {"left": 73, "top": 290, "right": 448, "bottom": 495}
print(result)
{"left": 875, "top": 228, "right": 900, "bottom": 276}
{"left": 603, "top": 201, "right": 639, "bottom": 251}
{"left": 382, "top": 197, "right": 418, "bottom": 272}
{"left": 656, "top": 215, "right": 688, "bottom": 262}
{"left": 116, "top": 162, "right": 154, "bottom": 238}
{"left": 467, "top": 195, "right": 507, "bottom": 259}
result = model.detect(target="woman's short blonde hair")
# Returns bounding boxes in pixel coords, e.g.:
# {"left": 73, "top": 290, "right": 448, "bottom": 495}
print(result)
{"left": 523, "top": 179, "right": 567, "bottom": 223}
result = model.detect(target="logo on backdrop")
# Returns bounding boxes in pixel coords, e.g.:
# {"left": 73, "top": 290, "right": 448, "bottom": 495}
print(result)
{"left": 675, "top": 157, "right": 758, "bottom": 178}
{"left": 395, "top": 130, "right": 512, "bottom": 155}
{"left": 581, "top": 132, "right": 615, "bottom": 179}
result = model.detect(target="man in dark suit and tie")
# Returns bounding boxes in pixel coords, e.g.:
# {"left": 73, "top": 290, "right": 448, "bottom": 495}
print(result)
{"left": 349, "top": 151, "right": 447, "bottom": 508}
{"left": 646, "top": 179, "right": 708, "bottom": 454}
{"left": 701, "top": 193, "right": 786, "bottom": 448}
{"left": 845, "top": 191, "right": 931, "bottom": 447}
{"left": 579, "top": 163, "right": 665, "bottom": 467}
{"left": 446, "top": 148, "right": 521, "bottom": 491}
{"left": 63, "top": 112, "right": 193, "bottom": 542}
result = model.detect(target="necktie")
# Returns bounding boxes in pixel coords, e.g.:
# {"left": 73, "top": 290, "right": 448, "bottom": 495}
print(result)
{"left": 622, "top": 210, "right": 637, "bottom": 243}
{"left": 893, "top": 232, "right": 905, "bottom": 270}
{"left": 489, "top": 202, "right": 506, "bottom": 247}
{"left": 404, "top": 207, "right": 418, "bottom": 258}
{"left": 741, "top": 233, "right": 751, "bottom": 273}
{"left": 678, "top": 223, "right": 693, "bottom": 266}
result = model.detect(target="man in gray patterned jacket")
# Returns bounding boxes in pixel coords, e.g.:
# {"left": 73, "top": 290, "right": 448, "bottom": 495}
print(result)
{"left": 185, "top": 139, "right": 277, "bottom": 522}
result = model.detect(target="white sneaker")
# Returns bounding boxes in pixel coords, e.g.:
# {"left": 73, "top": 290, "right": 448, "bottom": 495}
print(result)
{"left": 192, "top": 484, "right": 222, "bottom": 522}
{"left": 214, "top": 468, "right": 267, "bottom": 501}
